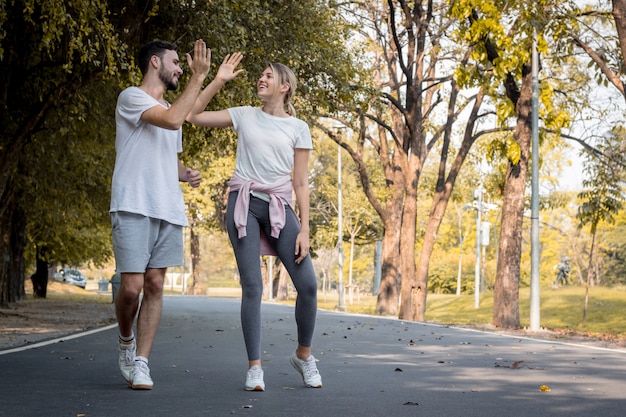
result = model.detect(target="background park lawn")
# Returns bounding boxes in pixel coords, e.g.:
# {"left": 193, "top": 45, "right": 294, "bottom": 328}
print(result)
{"left": 312, "top": 286, "right": 626, "bottom": 339}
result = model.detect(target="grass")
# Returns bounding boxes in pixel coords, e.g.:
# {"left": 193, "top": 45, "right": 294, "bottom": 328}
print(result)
{"left": 310, "top": 285, "right": 626, "bottom": 339}
{"left": 25, "top": 280, "right": 112, "bottom": 304}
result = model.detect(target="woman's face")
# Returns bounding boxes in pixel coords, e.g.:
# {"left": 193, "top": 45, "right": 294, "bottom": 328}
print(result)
{"left": 257, "top": 66, "right": 283, "bottom": 100}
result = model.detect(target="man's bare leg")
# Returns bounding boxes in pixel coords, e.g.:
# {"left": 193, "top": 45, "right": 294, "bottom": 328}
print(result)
{"left": 115, "top": 272, "right": 144, "bottom": 339}
{"left": 135, "top": 267, "right": 166, "bottom": 358}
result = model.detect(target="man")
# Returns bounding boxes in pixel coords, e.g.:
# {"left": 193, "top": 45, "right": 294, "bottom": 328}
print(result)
{"left": 110, "top": 39, "right": 210, "bottom": 390}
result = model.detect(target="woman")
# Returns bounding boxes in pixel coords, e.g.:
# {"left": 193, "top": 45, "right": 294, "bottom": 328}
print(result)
{"left": 187, "top": 53, "right": 322, "bottom": 391}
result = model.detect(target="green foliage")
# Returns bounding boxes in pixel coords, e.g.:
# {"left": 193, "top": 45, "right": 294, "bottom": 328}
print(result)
{"left": 308, "top": 130, "right": 383, "bottom": 250}
{"left": 18, "top": 77, "right": 117, "bottom": 267}
{"left": 598, "top": 210, "right": 626, "bottom": 286}
{"left": 576, "top": 127, "right": 626, "bottom": 233}
{"left": 450, "top": 0, "right": 576, "bottom": 133}
{"left": 192, "top": 232, "right": 239, "bottom": 288}
{"left": 1, "top": 0, "right": 130, "bottom": 275}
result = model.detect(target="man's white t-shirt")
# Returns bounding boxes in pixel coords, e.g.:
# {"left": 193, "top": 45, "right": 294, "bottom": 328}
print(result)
{"left": 228, "top": 106, "right": 313, "bottom": 186}
{"left": 110, "top": 86, "right": 188, "bottom": 226}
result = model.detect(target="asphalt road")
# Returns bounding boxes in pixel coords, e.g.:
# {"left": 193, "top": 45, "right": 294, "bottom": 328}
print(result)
{"left": 1, "top": 296, "right": 625, "bottom": 417}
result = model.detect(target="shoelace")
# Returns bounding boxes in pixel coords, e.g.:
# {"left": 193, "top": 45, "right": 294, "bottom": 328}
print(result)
{"left": 302, "top": 358, "right": 319, "bottom": 377}
{"left": 120, "top": 342, "right": 135, "bottom": 364}
{"left": 248, "top": 366, "right": 263, "bottom": 379}
{"left": 124, "top": 349, "right": 134, "bottom": 365}
{"left": 135, "top": 360, "right": 150, "bottom": 375}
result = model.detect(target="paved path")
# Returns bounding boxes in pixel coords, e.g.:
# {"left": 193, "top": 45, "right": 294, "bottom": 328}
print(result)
{"left": 1, "top": 296, "right": 625, "bottom": 417}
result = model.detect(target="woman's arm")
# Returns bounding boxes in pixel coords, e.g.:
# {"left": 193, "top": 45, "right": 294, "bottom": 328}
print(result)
{"left": 293, "top": 148, "right": 311, "bottom": 264}
{"left": 186, "top": 52, "right": 244, "bottom": 128}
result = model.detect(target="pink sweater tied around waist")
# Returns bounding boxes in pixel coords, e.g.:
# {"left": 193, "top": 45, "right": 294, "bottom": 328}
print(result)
{"left": 227, "top": 174, "right": 294, "bottom": 256}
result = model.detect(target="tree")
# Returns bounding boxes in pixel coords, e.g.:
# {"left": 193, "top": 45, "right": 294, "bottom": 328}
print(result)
{"left": 576, "top": 128, "right": 625, "bottom": 324}
{"left": 316, "top": 1, "right": 502, "bottom": 318}
{"left": 450, "top": 0, "right": 600, "bottom": 328}
{"left": 0, "top": 0, "right": 130, "bottom": 304}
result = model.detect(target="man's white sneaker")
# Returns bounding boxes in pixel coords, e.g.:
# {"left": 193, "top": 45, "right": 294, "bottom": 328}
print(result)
{"left": 118, "top": 339, "right": 136, "bottom": 383}
{"left": 245, "top": 365, "right": 265, "bottom": 391}
{"left": 290, "top": 351, "right": 322, "bottom": 388}
{"left": 129, "top": 359, "right": 153, "bottom": 390}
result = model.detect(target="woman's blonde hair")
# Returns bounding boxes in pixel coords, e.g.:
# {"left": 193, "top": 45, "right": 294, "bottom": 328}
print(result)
{"left": 268, "top": 63, "right": 297, "bottom": 116}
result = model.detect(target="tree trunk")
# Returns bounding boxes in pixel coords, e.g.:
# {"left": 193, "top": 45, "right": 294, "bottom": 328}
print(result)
{"left": 613, "top": 0, "right": 626, "bottom": 78}
{"left": 375, "top": 140, "right": 405, "bottom": 314}
{"left": 0, "top": 195, "right": 26, "bottom": 306}
{"left": 31, "top": 250, "right": 49, "bottom": 299}
{"left": 189, "top": 224, "right": 201, "bottom": 295}
{"left": 492, "top": 68, "right": 533, "bottom": 329}
{"left": 399, "top": 85, "right": 483, "bottom": 321}
{"left": 582, "top": 226, "right": 597, "bottom": 326}
{"left": 375, "top": 217, "right": 402, "bottom": 314}
{"left": 398, "top": 165, "right": 420, "bottom": 320}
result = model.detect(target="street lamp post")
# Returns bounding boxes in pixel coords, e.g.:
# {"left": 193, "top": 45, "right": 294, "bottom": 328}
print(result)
{"left": 464, "top": 188, "right": 497, "bottom": 308}
{"left": 336, "top": 142, "right": 346, "bottom": 311}
{"left": 529, "top": 35, "right": 541, "bottom": 331}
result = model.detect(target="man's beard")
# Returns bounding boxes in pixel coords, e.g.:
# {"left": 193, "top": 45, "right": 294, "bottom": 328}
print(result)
{"left": 159, "top": 69, "right": 179, "bottom": 91}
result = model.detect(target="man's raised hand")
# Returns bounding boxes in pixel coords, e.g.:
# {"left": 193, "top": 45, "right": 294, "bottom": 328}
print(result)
{"left": 187, "top": 39, "right": 211, "bottom": 79}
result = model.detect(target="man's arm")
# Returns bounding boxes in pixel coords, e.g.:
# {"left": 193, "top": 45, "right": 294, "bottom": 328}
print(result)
{"left": 142, "top": 39, "right": 212, "bottom": 130}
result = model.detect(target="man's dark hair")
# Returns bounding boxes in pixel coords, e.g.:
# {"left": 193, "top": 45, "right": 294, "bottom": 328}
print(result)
{"left": 138, "top": 40, "right": 178, "bottom": 75}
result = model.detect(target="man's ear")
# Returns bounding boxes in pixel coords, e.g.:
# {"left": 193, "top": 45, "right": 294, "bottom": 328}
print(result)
{"left": 150, "top": 55, "right": 160, "bottom": 70}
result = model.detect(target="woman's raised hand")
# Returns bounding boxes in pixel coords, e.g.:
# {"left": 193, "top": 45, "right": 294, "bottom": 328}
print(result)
{"left": 216, "top": 52, "right": 244, "bottom": 82}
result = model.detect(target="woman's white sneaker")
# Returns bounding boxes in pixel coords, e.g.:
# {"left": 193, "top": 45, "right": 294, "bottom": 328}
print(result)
{"left": 290, "top": 352, "right": 322, "bottom": 388}
{"left": 245, "top": 365, "right": 265, "bottom": 391}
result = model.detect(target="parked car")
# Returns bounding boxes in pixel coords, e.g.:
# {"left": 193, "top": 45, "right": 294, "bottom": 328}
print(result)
{"left": 53, "top": 268, "right": 87, "bottom": 289}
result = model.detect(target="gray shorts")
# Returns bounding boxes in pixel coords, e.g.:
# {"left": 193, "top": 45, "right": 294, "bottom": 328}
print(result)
{"left": 111, "top": 211, "right": 183, "bottom": 273}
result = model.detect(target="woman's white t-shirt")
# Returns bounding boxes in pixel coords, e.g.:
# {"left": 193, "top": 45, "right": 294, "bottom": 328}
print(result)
{"left": 110, "top": 86, "right": 188, "bottom": 226}
{"left": 227, "top": 106, "right": 313, "bottom": 186}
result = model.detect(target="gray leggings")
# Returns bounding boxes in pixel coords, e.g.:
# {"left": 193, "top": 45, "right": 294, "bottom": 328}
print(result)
{"left": 226, "top": 191, "right": 318, "bottom": 361}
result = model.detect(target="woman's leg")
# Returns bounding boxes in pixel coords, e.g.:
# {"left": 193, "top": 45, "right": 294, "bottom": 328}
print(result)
{"left": 226, "top": 192, "right": 264, "bottom": 366}
{"left": 269, "top": 207, "right": 318, "bottom": 351}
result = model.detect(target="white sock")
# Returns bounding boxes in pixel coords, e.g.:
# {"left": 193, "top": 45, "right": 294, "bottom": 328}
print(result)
{"left": 119, "top": 332, "right": 134, "bottom": 343}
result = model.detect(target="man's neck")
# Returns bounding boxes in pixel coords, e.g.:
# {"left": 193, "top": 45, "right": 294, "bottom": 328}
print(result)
{"left": 139, "top": 74, "right": 166, "bottom": 101}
